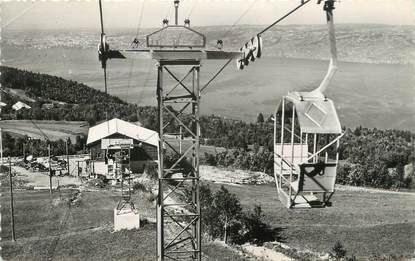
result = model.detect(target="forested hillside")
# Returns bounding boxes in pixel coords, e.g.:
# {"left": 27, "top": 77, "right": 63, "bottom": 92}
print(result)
{"left": 1, "top": 66, "right": 413, "bottom": 189}
{"left": 0, "top": 66, "right": 151, "bottom": 125}
{"left": 205, "top": 125, "right": 414, "bottom": 189}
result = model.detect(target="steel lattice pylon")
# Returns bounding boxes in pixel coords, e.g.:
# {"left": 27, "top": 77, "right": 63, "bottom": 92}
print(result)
{"left": 115, "top": 146, "right": 135, "bottom": 213}
{"left": 157, "top": 60, "right": 201, "bottom": 261}
{"left": 97, "top": 3, "right": 241, "bottom": 259}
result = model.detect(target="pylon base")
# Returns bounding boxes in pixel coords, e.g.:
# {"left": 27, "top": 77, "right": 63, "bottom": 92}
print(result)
{"left": 114, "top": 207, "right": 140, "bottom": 231}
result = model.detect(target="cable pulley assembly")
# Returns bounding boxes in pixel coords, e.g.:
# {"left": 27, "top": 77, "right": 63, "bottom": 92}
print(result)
{"left": 236, "top": 34, "right": 263, "bottom": 70}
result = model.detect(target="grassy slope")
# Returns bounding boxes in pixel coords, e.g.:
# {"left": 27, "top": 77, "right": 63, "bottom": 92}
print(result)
{"left": 207, "top": 182, "right": 415, "bottom": 259}
{"left": 1, "top": 172, "right": 414, "bottom": 260}
{"left": 0, "top": 188, "right": 251, "bottom": 261}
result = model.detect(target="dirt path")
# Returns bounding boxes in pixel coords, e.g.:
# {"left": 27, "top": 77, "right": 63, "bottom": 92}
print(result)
{"left": 12, "top": 166, "right": 81, "bottom": 188}
{"left": 242, "top": 244, "right": 294, "bottom": 261}
{"left": 336, "top": 184, "right": 415, "bottom": 195}
{"left": 200, "top": 165, "right": 274, "bottom": 185}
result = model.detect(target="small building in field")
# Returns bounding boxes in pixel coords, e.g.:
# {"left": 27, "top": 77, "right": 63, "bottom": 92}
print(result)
{"left": 86, "top": 118, "right": 159, "bottom": 179}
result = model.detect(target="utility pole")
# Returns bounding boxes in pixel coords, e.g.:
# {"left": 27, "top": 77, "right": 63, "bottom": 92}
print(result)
{"left": 412, "top": 134, "right": 414, "bottom": 178}
{"left": 77, "top": 161, "right": 80, "bottom": 177}
{"left": 0, "top": 127, "right": 3, "bottom": 167}
{"left": 48, "top": 144, "right": 52, "bottom": 196}
{"left": 179, "top": 125, "right": 182, "bottom": 154}
{"left": 0, "top": 89, "right": 3, "bottom": 167}
{"left": 66, "top": 138, "right": 70, "bottom": 175}
{"left": 9, "top": 157, "right": 16, "bottom": 241}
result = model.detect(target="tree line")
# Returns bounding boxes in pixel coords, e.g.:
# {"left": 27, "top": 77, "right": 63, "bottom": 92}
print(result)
{"left": 1, "top": 132, "right": 87, "bottom": 158}
{"left": 205, "top": 125, "right": 414, "bottom": 189}
{"left": 1, "top": 66, "right": 413, "bottom": 189}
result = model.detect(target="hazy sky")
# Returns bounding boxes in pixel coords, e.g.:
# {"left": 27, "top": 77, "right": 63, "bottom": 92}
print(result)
{"left": 1, "top": 0, "right": 414, "bottom": 31}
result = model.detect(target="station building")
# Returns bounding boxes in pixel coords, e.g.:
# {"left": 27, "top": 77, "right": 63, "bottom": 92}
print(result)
{"left": 86, "top": 118, "right": 159, "bottom": 179}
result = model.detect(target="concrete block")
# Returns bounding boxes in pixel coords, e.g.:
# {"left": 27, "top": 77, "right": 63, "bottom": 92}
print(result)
{"left": 114, "top": 207, "right": 140, "bottom": 231}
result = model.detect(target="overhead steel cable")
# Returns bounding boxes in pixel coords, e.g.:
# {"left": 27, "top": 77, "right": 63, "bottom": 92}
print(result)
{"left": 98, "top": 0, "right": 105, "bottom": 36}
{"left": 221, "top": 1, "right": 256, "bottom": 40}
{"left": 200, "top": 58, "right": 233, "bottom": 93}
{"left": 259, "top": 0, "right": 312, "bottom": 35}
{"left": 135, "top": 0, "right": 146, "bottom": 39}
{"left": 1, "top": 3, "right": 36, "bottom": 29}
{"left": 29, "top": 119, "right": 50, "bottom": 142}
{"left": 98, "top": 0, "right": 108, "bottom": 94}
{"left": 128, "top": 0, "right": 146, "bottom": 91}
{"left": 202, "top": 0, "right": 312, "bottom": 94}
{"left": 128, "top": 0, "right": 152, "bottom": 118}
{"left": 186, "top": 0, "right": 197, "bottom": 18}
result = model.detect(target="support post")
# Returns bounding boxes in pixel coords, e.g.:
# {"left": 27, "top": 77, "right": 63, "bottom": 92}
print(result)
{"left": 179, "top": 125, "right": 182, "bottom": 154}
{"left": 289, "top": 104, "right": 296, "bottom": 200}
{"left": 0, "top": 127, "right": 3, "bottom": 167}
{"left": 194, "top": 66, "right": 201, "bottom": 261}
{"left": 48, "top": 144, "right": 52, "bottom": 196}
{"left": 9, "top": 157, "right": 16, "bottom": 242}
{"left": 305, "top": 133, "right": 308, "bottom": 162}
{"left": 273, "top": 104, "right": 278, "bottom": 189}
{"left": 300, "top": 131, "right": 303, "bottom": 162}
{"left": 412, "top": 135, "right": 414, "bottom": 178}
{"left": 66, "top": 138, "right": 70, "bottom": 174}
{"left": 335, "top": 138, "right": 340, "bottom": 164}
{"left": 279, "top": 98, "right": 285, "bottom": 191}
{"left": 313, "top": 133, "right": 317, "bottom": 163}
{"left": 157, "top": 64, "right": 164, "bottom": 261}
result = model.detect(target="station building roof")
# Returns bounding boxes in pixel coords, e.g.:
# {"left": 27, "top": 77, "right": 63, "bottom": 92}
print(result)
{"left": 86, "top": 118, "right": 159, "bottom": 147}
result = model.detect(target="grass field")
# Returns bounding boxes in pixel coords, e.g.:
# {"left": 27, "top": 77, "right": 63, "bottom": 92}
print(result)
{"left": 0, "top": 186, "right": 254, "bottom": 261}
{"left": 0, "top": 120, "right": 88, "bottom": 142}
{"left": 2, "top": 164, "right": 414, "bottom": 260}
{"left": 0, "top": 121, "right": 224, "bottom": 161}
{"left": 207, "top": 182, "right": 415, "bottom": 259}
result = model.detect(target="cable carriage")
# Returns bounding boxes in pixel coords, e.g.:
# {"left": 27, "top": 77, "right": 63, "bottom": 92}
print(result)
{"left": 274, "top": 0, "right": 344, "bottom": 208}
{"left": 274, "top": 92, "right": 343, "bottom": 208}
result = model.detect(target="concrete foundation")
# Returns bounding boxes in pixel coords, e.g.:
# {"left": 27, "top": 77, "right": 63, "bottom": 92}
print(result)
{"left": 114, "top": 207, "right": 140, "bottom": 231}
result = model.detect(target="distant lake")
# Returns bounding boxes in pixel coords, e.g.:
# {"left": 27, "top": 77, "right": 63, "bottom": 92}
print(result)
{"left": 3, "top": 46, "right": 414, "bottom": 130}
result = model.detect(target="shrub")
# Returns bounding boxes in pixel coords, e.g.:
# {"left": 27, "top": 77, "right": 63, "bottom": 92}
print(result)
{"left": 239, "top": 205, "right": 275, "bottom": 245}
{"left": 330, "top": 241, "right": 347, "bottom": 260}
{"left": 132, "top": 182, "right": 147, "bottom": 192}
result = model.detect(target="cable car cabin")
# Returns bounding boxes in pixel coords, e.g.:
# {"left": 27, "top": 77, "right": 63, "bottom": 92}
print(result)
{"left": 86, "top": 118, "right": 159, "bottom": 180}
{"left": 274, "top": 91, "right": 344, "bottom": 208}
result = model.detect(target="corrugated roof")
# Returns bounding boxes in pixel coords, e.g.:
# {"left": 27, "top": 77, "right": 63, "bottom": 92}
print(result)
{"left": 286, "top": 92, "right": 342, "bottom": 134}
{"left": 86, "top": 118, "right": 159, "bottom": 147}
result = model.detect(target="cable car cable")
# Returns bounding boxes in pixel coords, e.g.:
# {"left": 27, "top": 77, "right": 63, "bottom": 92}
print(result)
{"left": 131, "top": 0, "right": 146, "bottom": 48}
{"left": 128, "top": 0, "right": 146, "bottom": 91}
{"left": 221, "top": 1, "right": 256, "bottom": 40}
{"left": 259, "top": 0, "right": 311, "bottom": 35}
{"left": 203, "top": 0, "right": 312, "bottom": 94}
{"left": 186, "top": 0, "right": 197, "bottom": 18}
